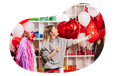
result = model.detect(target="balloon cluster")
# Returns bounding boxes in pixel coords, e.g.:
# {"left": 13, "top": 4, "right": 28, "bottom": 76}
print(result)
{"left": 10, "top": 18, "right": 36, "bottom": 51}
{"left": 57, "top": 6, "right": 105, "bottom": 48}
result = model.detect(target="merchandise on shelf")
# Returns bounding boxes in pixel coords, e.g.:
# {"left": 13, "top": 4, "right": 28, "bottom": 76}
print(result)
{"left": 40, "top": 67, "right": 44, "bottom": 72}
{"left": 68, "top": 65, "right": 76, "bottom": 71}
{"left": 30, "top": 18, "right": 39, "bottom": 21}
{"left": 40, "top": 17, "right": 45, "bottom": 21}
{"left": 68, "top": 53, "right": 76, "bottom": 55}
{"left": 40, "top": 34, "right": 43, "bottom": 38}
{"left": 35, "top": 50, "right": 39, "bottom": 56}
{"left": 77, "top": 50, "right": 94, "bottom": 55}
{"left": 52, "top": 16, "right": 56, "bottom": 21}
{"left": 49, "top": 16, "right": 53, "bottom": 21}
{"left": 33, "top": 31, "right": 39, "bottom": 38}
{"left": 45, "top": 17, "right": 48, "bottom": 21}
{"left": 63, "top": 65, "right": 67, "bottom": 70}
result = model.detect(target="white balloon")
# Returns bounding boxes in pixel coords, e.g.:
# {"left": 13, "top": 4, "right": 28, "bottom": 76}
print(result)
{"left": 23, "top": 21, "right": 34, "bottom": 32}
{"left": 10, "top": 36, "right": 15, "bottom": 51}
{"left": 78, "top": 33, "right": 88, "bottom": 48}
{"left": 12, "top": 24, "right": 24, "bottom": 37}
{"left": 78, "top": 12, "right": 90, "bottom": 27}
{"left": 87, "top": 5, "right": 99, "bottom": 17}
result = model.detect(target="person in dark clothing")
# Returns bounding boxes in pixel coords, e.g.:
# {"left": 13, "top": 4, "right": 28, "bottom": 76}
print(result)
{"left": 93, "top": 38, "right": 105, "bottom": 64}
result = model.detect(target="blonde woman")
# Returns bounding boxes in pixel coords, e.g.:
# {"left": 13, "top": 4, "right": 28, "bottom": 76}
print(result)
{"left": 40, "top": 25, "right": 91, "bottom": 72}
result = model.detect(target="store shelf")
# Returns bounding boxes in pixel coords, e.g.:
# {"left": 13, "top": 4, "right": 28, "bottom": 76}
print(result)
{"left": 77, "top": 55, "right": 94, "bottom": 57}
{"left": 30, "top": 21, "right": 60, "bottom": 23}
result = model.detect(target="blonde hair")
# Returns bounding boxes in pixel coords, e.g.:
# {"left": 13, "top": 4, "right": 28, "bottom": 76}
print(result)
{"left": 42, "top": 25, "right": 54, "bottom": 43}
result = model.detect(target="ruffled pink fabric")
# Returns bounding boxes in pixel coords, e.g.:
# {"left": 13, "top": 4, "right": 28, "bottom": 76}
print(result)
{"left": 16, "top": 38, "right": 34, "bottom": 73}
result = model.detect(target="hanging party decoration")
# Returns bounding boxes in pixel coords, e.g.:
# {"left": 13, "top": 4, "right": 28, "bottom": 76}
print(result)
{"left": 12, "top": 24, "right": 24, "bottom": 37}
{"left": 78, "top": 12, "right": 90, "bottom": 27}
{"left": 85, "top": 28, "right": 98, "bottom": 43}
{"left": 87, "top": 5, "right": 99, "bottom": 18}
{"left": 10, "top": 36, "right": 15, "bottom": 51}
{"left": 15, "top": 38, "right": 34, "bottom": 71}
{"left": 77, "top": 33, "right": 88, "bottom": 48}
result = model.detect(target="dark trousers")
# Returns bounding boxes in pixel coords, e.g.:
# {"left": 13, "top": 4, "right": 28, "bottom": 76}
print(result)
{"left": 45, "top": 68, "right": 59, "bottom": 72}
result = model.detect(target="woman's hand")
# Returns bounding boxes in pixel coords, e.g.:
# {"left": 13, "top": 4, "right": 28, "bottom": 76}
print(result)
{"left": 55, "top": 46, "right": 61, "bottom": 52}
{"left": 85, "top": 34, "right": 91, "bottom": 40}
{"left": 50, "top": 46, "right": 61, "bottom": 58}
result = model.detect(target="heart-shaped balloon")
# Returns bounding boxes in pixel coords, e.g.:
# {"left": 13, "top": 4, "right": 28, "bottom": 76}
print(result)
{"left": 57, "top": 20, "right": 79, "bottom": 39}
{"left": 57, "top": 21, "right": 66, "bottom": 37}
{"left": 90, "top": 13, "right": 105, "bottom": 30}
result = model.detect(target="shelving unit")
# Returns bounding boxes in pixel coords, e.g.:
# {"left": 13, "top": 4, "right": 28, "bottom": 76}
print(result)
{"left": 31, "top": 3, "right": 94, "bottom": 72}
{"left": 31, "top": 4, "right": 94, "bottom": 73}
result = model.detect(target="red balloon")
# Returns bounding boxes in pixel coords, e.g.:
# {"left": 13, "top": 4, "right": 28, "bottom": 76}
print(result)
{"left": 12, "top": 37, "right": 21, "bottom": 47}
{"left": 85, "top": 28, "right": 98, "bottom": 43}
{"left": 57, "top": 21, "right": 66, "bottom": 37}
{"left": 86, "top": 21, "right": 98, "bottom": 31}
{"left": 91, "top": 13, "right": 105, "bottom": 30}
{"left": 57, "top": 20, "right": 79, "bottom": 39}
{"left": 98, "top": 28, "right": 105, "bottom": 39}
{"left": 19, "top": 18, "right": 30, "bottom": 25}
{"left": 67, "top": 20, "right": 79, "bottom": 39}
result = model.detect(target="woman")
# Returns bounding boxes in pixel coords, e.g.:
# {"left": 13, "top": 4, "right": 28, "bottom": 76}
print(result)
{"left": 40, "top": 25, "right": 91, "bottom": 72}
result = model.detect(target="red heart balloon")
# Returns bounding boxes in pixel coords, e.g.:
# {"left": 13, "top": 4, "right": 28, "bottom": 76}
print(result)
{"left": 85, "top": 28, "right": 98, "bottom": 43}
{"left": 12, "top": 37, "right": 21, "bottom": 47}
{"left": 19, "top": 18, "right": 30, "bottom": 25}
{"left": 57, "top": 20, "right": 79, "bottom": 39}
{"left": 57, "top": 21, "right": 66, "bottom": 37}
{"left": 86, "top": 21, "right": 98, "bottom": 31}
{"left": 91, "top": 12, "right": 105, "bottom": 30}
{"left": 98, "top": 28, "right": 105, "bottom": 39}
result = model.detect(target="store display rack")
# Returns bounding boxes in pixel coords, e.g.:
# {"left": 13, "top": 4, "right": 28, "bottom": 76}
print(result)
{"left": 31, "top": 3, "right": 94, "bottom": 72}
{"left": 31, "top": 21, "right": 94, "bottom": 73}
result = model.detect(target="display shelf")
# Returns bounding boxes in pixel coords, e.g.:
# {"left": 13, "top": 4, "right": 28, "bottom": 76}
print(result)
{"left": 77, "top": 55, "right": 94, "bottom": 57}
{"left": 31, "top": 3, "right": 94, "bottom": 72}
